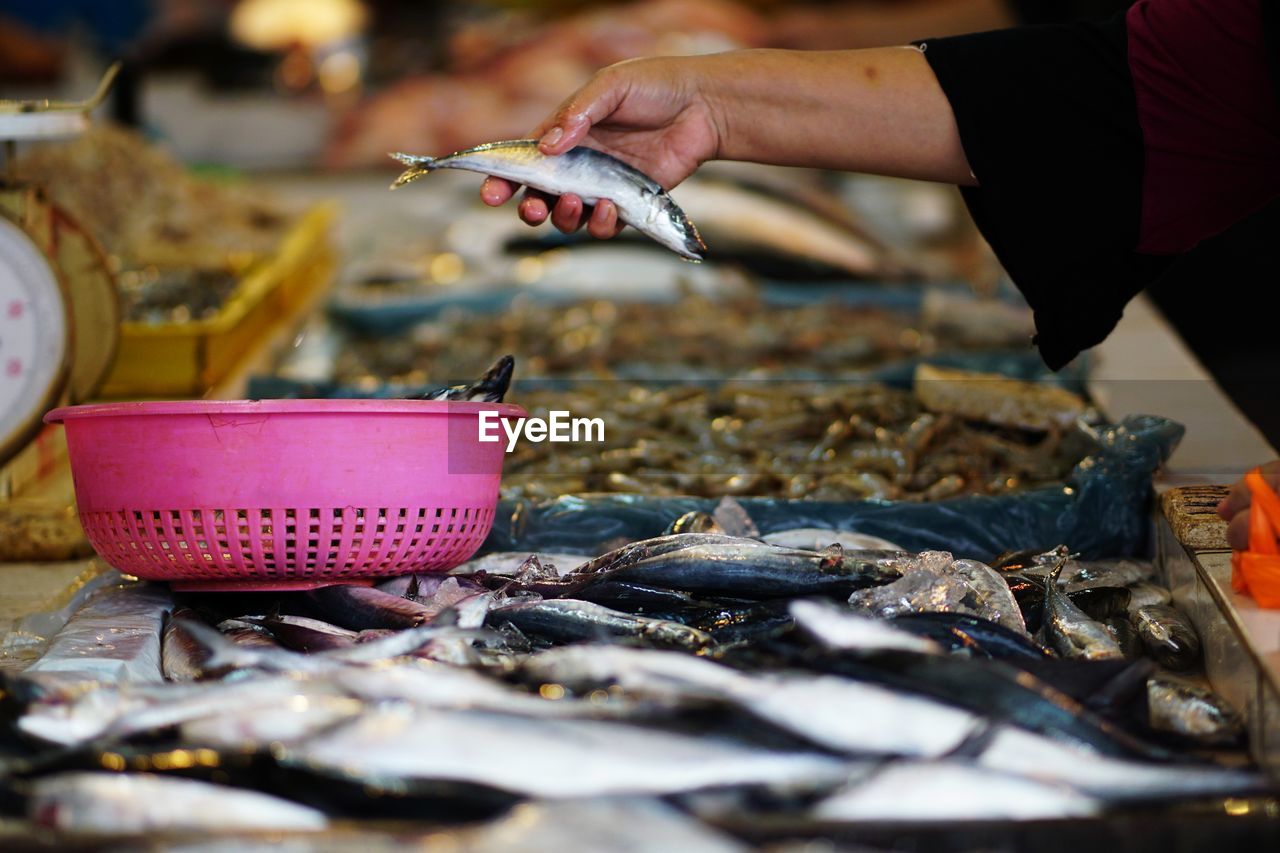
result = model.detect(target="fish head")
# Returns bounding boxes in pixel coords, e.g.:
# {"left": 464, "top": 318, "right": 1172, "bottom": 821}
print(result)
{"left": 839, "top": 554, "right": 903, "bottom": 587}
{"left": 647, "top": 192, "right": 706, "bottom": 261}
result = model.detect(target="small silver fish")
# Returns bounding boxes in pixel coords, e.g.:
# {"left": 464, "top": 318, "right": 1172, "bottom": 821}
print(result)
{"left": 489, "top": 599, "right": 714, "bottom": 652}
{"left": 977, "top": 726, "right": 1266, "bottom": 802}
{"left": 29, "top": 772, "right": 328, "bottom": 835}
{"left": 1131, "top": 605, "right": 1201, "bottom": 671}
{"left": 456, "top": 799, "right": 747, "bottom": 853}
{"left": 789, "top": 600, "right": 944, "bottom": 656}
{"left": 1037, "top": 561, "right": 1123, "bottom": 661}
{"left": 1147, "top": 675, "right": 1244, "bottom": 746}
{"left": 161, "top": 608, "right": 209, "bottom": 682}
{"left": 18, "top": 675, "right": 340, "bottom": 747}
{"left": 247, "top": 614, "right": 358, "bottom": 653}
{"left": 390, "top": 141, "right": 707, "bottom": 260}
{"left": 181, "top": 693, "right": 364, "bottom": 749}
{"left": 290, "top": 705, "right": 842, "bottom": 799}
{"left": 579, "top": 539, "right": 899, "bottom": 598}
{"left": 812, "top": 761, "right": 1100, "bottom": 822}
{"left": 306, "top": 584, "right": 434, "bottom": 630}
{"left": 522, "top": 644, "right": 978, "bottom": 759}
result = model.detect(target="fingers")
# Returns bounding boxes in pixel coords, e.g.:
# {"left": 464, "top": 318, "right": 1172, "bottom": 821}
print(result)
{"left": 1227, "top": 509, "right": 1250, "bottom": 551}
{"left": 587, "top": 199, "right": 623, "bottom": 240}
{"left": 1218, "top": 477, "right": 1252, "bottom": 521}
{"left": 514, "top": 192, "right": 622, "bottom": 237}
{"left": 518, "top": 189, "right": 556, "bottom": 225}
{"left": 1259, "top": 459, "right": 1280, "bottom": 489}
{"left": 1217, "top": 460, "right": 1280, "bottom": 520}
{"left": 481, "top": 176, "right": 518, "bottom": 206}
{"left": 550, "top": 194, "right": 586, "bottom": 232}
{"left": 1217, "top": 460, "right": 1280, "bottom": 554}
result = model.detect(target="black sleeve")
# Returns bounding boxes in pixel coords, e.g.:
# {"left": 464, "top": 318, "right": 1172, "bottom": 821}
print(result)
{"left": 918, "top": 16, "right": 1172, "bottom": 370}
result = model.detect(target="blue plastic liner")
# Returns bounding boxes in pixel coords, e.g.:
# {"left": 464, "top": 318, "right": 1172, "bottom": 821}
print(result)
{"left": 480, "top": 415, "right": 1184, "bottom": 562}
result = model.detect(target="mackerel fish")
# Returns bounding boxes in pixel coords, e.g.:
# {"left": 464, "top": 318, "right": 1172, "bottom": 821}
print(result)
{"left": 391, "top": 141, "right": 706, "bottom": 260}
{"left": 487, "top": 600, "right": 714, "bottom": 651}
{"left": 289, "top": 704, "right": 843, "bottom": 799}
{"left": 576, "top": 539, "right": 900, "bottom": 599}
{"left": 1038, "top": 561, "right": 1124, "bottom": 661}
{"left": 29, "top": 772, "right": 329, "bottom": 835}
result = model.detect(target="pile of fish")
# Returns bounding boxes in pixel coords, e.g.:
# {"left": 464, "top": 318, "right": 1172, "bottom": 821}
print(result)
{"left": 502, "top": 377, "right": 1086, "bottom": 501}
{"left": 0, "top": 515, "right": 1270, "bottom": 843}
{"left": 329, "top": 292, "right": 1031, "bottom": 387}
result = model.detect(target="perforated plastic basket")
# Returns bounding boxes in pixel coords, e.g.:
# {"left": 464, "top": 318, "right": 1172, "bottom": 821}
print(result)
{"left": 44, "top": 399, "right": 525, "bottom": 591}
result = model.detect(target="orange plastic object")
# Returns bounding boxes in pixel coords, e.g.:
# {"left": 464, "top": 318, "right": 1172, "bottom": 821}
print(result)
{"left": 1230, "top": 468, "right": 1280, "bottom": 607}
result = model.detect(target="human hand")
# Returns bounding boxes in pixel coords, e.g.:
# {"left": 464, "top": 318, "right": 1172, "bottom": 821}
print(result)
{"left": 479, "top": 56, "right": 723, "bottom": 240}
{"left": 1217, "top": 461, "right": 1280, "bottom": 550}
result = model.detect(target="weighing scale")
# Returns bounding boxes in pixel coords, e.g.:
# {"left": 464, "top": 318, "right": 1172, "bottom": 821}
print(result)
{"left": 0, "top": 64, "right": 122, "bottom": 469}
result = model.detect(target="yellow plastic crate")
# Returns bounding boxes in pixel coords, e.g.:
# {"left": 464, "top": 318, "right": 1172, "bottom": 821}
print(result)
{"left": 99, "top": 202, "right": 337, "bottom": 398}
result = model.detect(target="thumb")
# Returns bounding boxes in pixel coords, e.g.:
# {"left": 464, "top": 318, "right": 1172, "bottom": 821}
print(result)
{"left": 536, "top": 71, "right": 628, "bottom": 155}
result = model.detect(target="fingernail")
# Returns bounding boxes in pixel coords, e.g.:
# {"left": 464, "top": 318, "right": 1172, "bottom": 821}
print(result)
{"left": 541, "top": 127, "right": 563, "bottom": 149}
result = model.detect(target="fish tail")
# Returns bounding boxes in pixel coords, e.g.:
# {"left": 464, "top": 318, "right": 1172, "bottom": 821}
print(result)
{"left": 472, "top": 354, "right": 515, "bottom": 402}
{"left": 1045, "top": 556, "right": 1067, "bottom": 592}
{"left": 176, "top": 618, "right": 259, "bottom": 672}
{"left": 388, "top": 152, "right": 436, "bottom": 189}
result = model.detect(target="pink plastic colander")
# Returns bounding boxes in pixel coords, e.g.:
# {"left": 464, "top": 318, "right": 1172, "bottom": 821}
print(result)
{"left": 44, "top": 399, "right": 525, "bottom": 591}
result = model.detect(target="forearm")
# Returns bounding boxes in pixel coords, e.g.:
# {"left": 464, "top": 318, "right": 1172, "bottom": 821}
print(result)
{"left": 774, "top": 0, "right": 1015, "bottom": 50}
{"left": 699, "top": 48, "right": 975, "bottom": 185}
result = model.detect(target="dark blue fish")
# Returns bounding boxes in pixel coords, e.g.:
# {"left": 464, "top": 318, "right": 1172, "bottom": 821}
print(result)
{"left": 890, "top": 612, "right": 1052, "bottom": 663}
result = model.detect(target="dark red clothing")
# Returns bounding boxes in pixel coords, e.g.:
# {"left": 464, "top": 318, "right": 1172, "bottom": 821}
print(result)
{"left": 1129, "top": 0, "right": 1280, "bottom": 253}
{"left": 922, "top": 0, "right": 1280, "bottom": 368}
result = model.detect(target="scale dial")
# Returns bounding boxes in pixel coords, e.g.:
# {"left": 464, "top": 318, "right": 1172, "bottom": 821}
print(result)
{"left": 0, "top": 216, "right": 70, "bottom": 465}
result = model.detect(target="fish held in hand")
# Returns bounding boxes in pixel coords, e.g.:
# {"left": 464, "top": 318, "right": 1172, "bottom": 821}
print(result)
{"left": 390, "top": 141, "right": 707, "bottom": 260}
